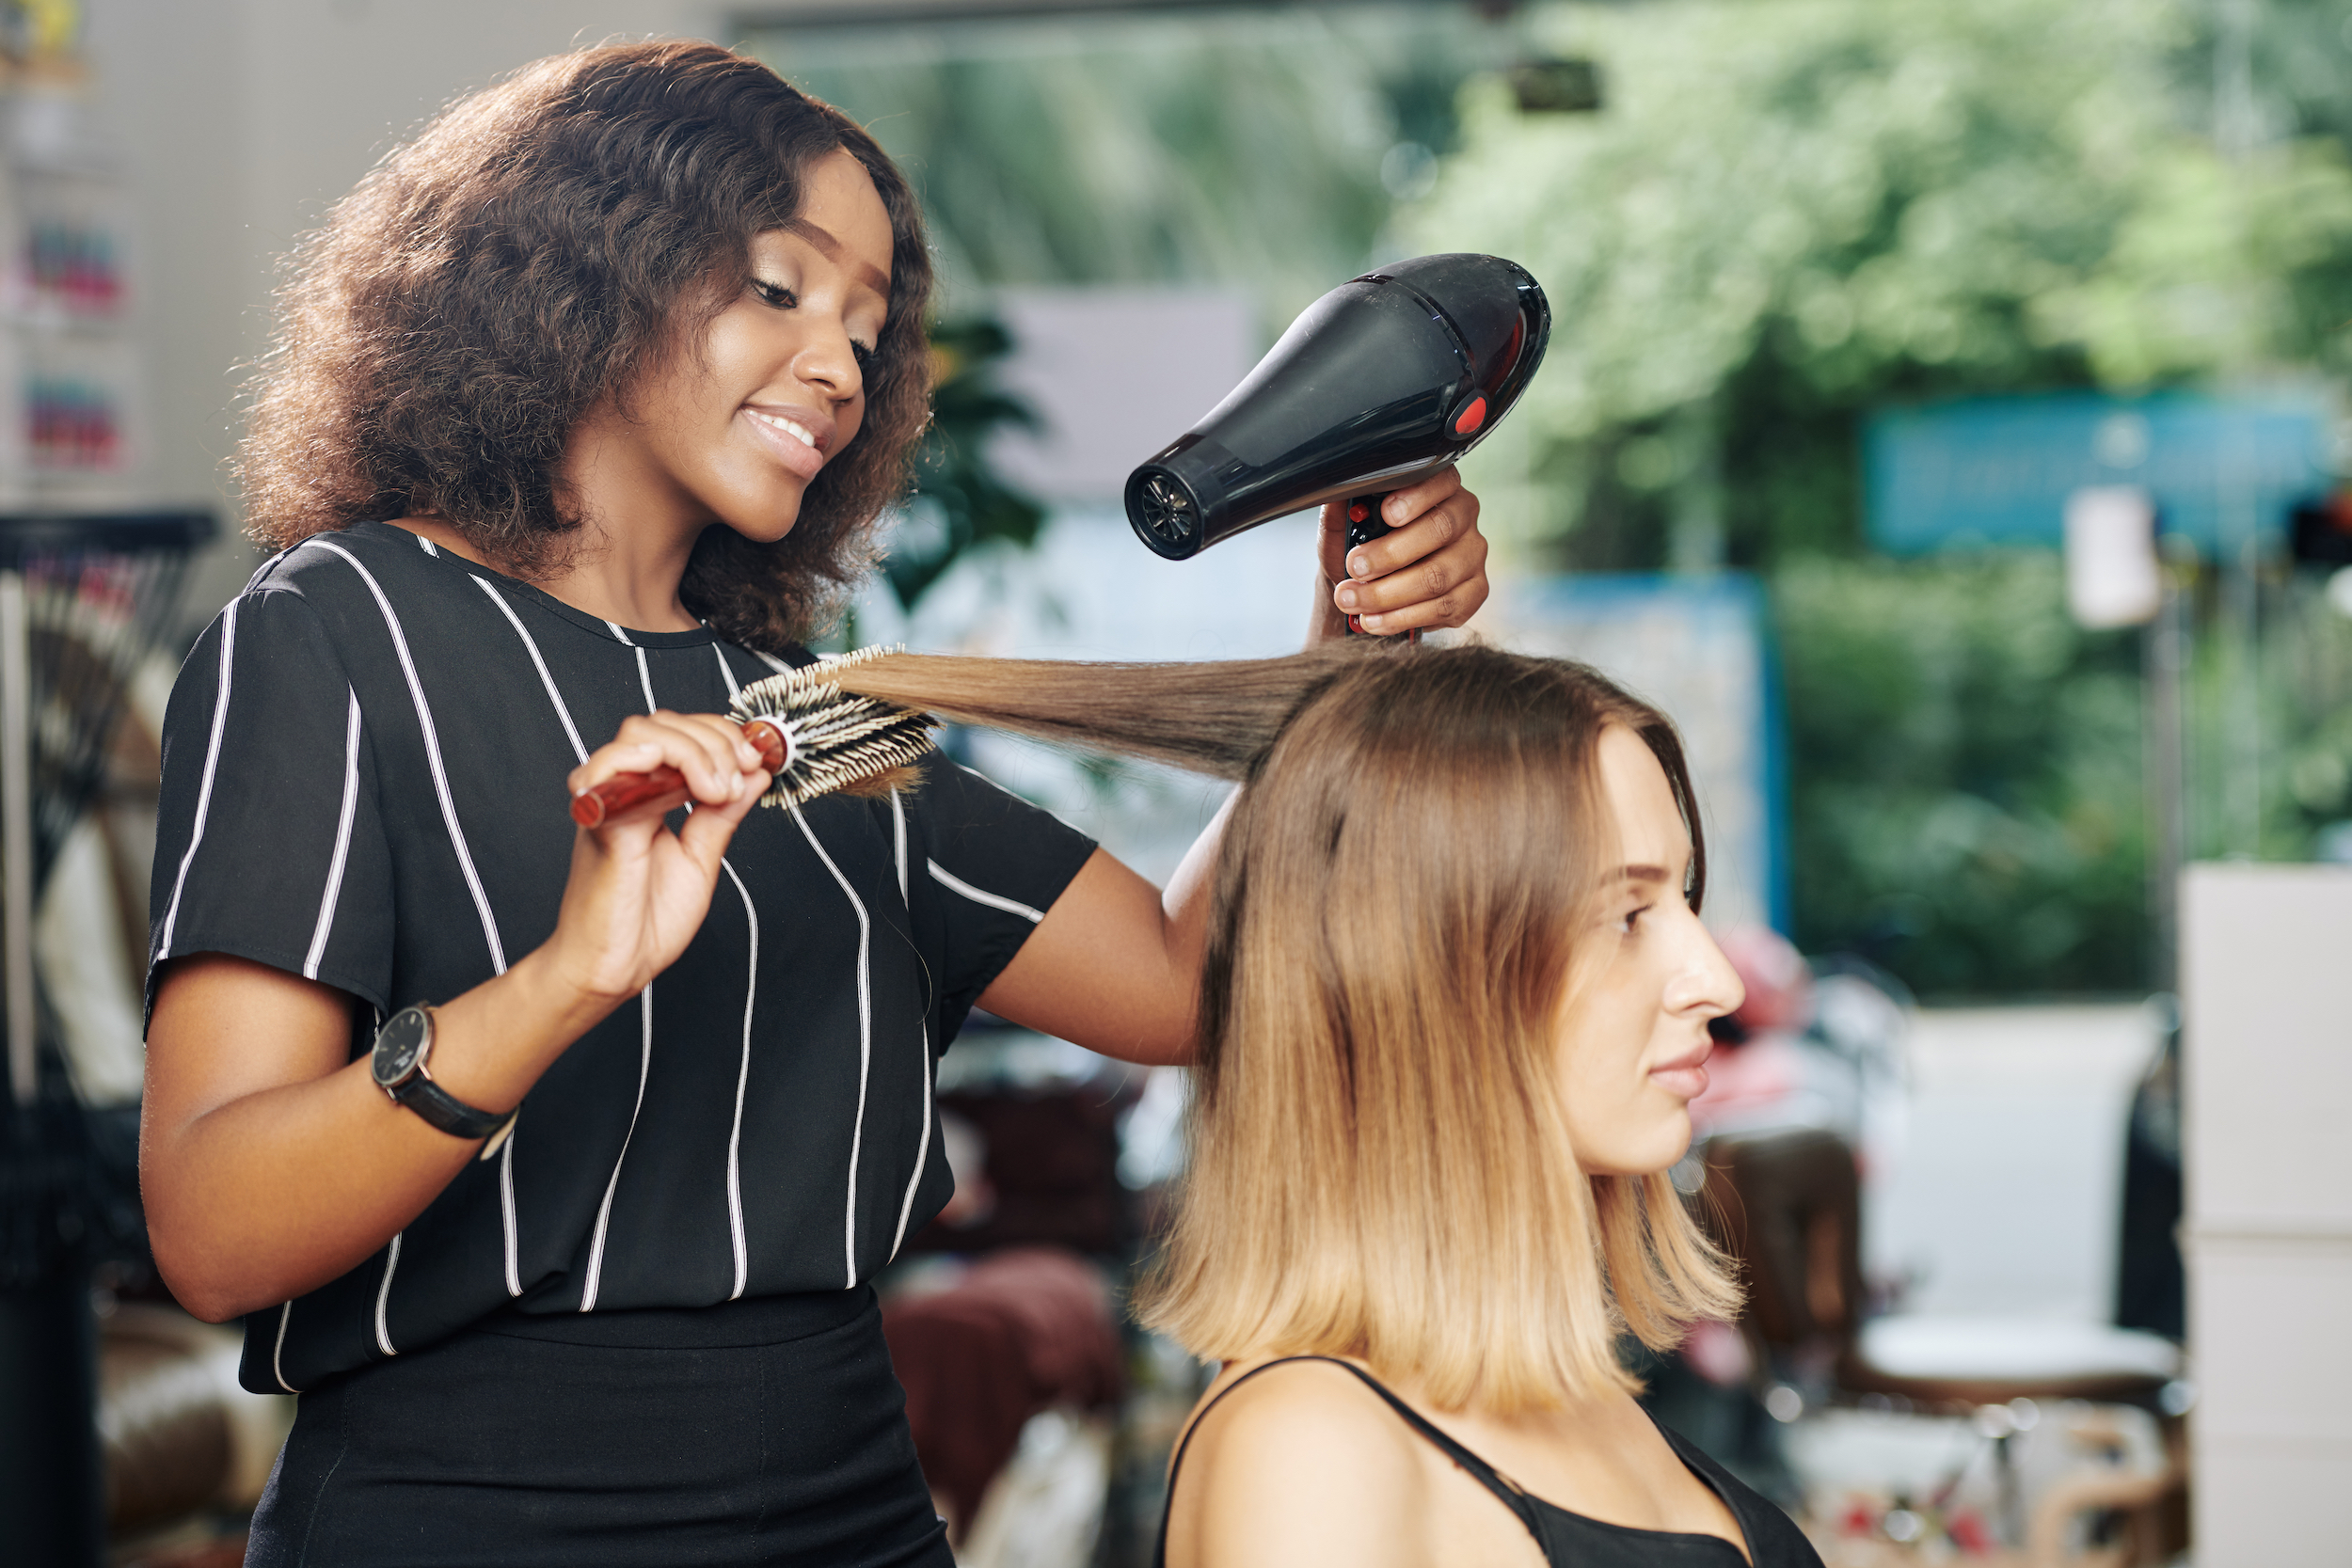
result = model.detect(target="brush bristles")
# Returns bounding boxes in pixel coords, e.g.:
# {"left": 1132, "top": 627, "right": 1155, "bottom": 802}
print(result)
{"left": 731, "top": 646, "right": 939, "bottom": 809}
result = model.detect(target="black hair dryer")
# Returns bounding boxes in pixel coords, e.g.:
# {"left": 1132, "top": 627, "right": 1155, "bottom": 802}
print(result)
{"left": 1124, "top": 253, "right": 1549, "bottom": 636}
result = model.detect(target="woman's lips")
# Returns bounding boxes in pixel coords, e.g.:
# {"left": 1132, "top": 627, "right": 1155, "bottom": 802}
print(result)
{"left": 1648, "top": 1042, "right": 1714, "bottom": 1101}
{"left": 739, "top": 405, "right": 830, "bottom": 482}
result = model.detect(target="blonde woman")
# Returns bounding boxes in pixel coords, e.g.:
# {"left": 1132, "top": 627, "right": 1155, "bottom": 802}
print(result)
{"left": 1140, "top": 646, "right": 1819, "bottom": 1567}
{"left": 758, "top": 642, "right": 1825, "bottom": 1567}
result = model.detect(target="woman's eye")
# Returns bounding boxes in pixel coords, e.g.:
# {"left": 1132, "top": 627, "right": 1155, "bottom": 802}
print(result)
{"left": 850, "top": 340, "right": 876, "bottom": 371}
{"left": 1619, "top": 904, "right": 1654, "bottom": 935}
{"left": 753, "top": 279, "right": 797, "bottom": 309}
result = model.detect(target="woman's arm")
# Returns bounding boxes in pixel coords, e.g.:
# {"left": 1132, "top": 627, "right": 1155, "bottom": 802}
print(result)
{"left": 972, "top": 797, "right": 1230, "bottom": 1067}
{"left": 977, "top": 468, "right": 1486, "bottom": 1066}
{"left": 142, "top": 711, "right": 771, "bottom": 1323}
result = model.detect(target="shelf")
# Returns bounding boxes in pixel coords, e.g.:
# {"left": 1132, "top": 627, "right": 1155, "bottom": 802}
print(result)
{"left": 0, "top": 508, "right": 214, "bottom": 562}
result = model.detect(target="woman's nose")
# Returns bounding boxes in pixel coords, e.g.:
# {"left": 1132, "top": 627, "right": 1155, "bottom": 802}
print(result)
{"left": 1670, "top": 920, "right": 1747, "bottom": 1021}
{"left": 796, "top": 325, "right": 864, "bottom": 405}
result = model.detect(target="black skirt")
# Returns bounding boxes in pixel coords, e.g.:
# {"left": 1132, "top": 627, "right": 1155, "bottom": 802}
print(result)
{"left": 246, "top": 1287, "right": 951, "bottom": 1568}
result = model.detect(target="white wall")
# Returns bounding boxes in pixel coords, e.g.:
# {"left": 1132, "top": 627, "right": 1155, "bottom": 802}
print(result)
{"left": 2182, "top": 863, "right": 2352, "bottom": 1567}
{"left": 984, "top": 287, "right": 1257, "bottom": 503}
{"left": 81, "top": 0, "right": 723, "bottom": 632}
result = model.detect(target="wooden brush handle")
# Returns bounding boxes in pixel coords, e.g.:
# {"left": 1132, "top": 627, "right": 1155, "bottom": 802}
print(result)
{"left": 570, "top": 719, "right": 788, "bottom": 829}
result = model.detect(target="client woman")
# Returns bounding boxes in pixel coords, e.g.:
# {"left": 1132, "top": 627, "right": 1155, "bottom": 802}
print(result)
{"left": 803, "top": 645, "right": 1824, "bottom": 1567}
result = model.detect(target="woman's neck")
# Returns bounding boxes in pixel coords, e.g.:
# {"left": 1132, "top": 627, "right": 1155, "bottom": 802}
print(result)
{"left": 536, "top": 517, "right": 705, "bottom": 633}
{"left": 383, "top": 515, "right": 707, "bottom": 633}
{"left": 389, "top": 406, "right": 730, "bottom": 632}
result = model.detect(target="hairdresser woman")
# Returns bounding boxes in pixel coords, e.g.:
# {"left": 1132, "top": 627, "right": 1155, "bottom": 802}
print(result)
{"left": 138, "top": 41, "right": 1488, "bottom": 1568}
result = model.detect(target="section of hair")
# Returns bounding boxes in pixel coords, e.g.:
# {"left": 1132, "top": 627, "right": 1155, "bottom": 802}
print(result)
{"left": 818, "top": 645, "right": 1368, "bottom": 780}
{"left": 236, "top": 40, "right": 935, "bottom": 650}
{"left": 822, "top": 642, "right": 1740, "bottom": 1410}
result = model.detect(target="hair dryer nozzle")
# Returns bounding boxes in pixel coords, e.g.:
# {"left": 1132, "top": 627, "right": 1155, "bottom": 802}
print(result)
{"left": 1126, "top": 255, "right": 1549, "bottom": 560}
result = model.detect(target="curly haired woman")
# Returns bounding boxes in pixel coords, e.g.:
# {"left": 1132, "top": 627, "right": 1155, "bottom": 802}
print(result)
{"left": 137, "top": 40, "right": 1491, "bottom": 1566}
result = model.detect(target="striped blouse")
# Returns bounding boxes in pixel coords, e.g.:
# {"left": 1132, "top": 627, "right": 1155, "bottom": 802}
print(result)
{"left": 147, "top": 521, "right": 1096, "bottom": 1394}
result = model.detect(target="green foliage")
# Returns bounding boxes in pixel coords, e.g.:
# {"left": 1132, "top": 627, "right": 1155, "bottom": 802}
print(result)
{"left": 2207, "top": 574, "right": 2352, "bottom": 860}
{"left": 1417, "top": 0, "right": 2352, "bottom": 568}
{"left": 883, "top": 318, "right": 1046, "bottom": 616}
{"left": 2200, "top": 0, "right": 2352, "bottom": 152}
{"left": 745, "top": 9, "right": 1491, "bottom": 323}
{"left": 1774, "top": 554, "right": 2148, "bottom": 993}
{"left": 1413, "top": 0, "right": 2352, "bottom": 992}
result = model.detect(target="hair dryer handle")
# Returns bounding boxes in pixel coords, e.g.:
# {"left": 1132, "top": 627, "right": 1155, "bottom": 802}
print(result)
{"left": 1343, "top": 492, "right": 1422, "bottom": 644}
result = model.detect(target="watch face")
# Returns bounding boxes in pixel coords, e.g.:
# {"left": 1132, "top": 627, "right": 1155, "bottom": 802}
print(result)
{"left": 372, "top": 1007, "right": 430, "bottom": 1088}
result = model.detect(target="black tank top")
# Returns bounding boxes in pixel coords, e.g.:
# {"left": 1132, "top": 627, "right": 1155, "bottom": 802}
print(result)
{"left": 1155, "top": 1356, "right": 1825, "bottom": 1567}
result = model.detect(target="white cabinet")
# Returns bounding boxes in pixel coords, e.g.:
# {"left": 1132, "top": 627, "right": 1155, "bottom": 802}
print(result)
{"left": 2181, "top": 863, "right": 2352, "bottom": 1566}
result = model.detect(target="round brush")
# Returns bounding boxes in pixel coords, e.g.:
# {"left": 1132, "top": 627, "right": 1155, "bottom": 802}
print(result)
{"left": 569, "top": 646, "right": 937, "bottom": 828}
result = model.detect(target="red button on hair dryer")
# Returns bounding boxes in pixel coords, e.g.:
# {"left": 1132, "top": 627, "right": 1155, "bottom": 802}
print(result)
{"left": 1124, "top": 253, "right": 1550, "bottom": 639}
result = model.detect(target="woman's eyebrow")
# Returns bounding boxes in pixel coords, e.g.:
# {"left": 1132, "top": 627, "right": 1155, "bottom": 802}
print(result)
{"left": 1610, "top": 864, "right": 1673, "bottom": 886}
{"left": 785, "top": 217, "right": 892, "bottom": 296}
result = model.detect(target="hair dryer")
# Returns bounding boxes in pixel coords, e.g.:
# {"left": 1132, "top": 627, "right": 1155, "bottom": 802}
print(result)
{"left": 1124, "top": 254, "right": 1550, "bottom": 602}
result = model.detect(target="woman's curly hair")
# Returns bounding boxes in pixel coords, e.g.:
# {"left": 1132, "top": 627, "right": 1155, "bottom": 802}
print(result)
{"left": 237, "top": 40, "right": 935, "bottom": 651}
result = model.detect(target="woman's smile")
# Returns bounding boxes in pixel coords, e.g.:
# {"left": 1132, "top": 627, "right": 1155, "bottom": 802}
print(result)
{"left": 739, "top": 403, "right": 835, "bottom": 483}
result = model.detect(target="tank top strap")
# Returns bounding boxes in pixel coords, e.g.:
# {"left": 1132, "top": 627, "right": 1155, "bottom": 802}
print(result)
{"left": 1154, "top": 1355, "right": 1547, "bottom": 1568}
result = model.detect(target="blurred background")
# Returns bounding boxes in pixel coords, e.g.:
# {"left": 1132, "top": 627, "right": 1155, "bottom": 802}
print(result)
{"left": 0, "top": 0, "right": 2347, "bottom": 1563}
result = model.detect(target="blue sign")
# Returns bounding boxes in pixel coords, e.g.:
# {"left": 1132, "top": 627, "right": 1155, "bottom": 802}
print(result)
{"left": 1866, "top": 391, "right": 2331, "bottom": 556}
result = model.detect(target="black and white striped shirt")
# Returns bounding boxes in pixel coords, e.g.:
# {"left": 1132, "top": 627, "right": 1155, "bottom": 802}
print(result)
{"left": 147, "top": 521, "right": 1095, "bottom": 1394}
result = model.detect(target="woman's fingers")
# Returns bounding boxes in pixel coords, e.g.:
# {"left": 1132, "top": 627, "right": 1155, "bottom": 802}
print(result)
{"left": 1314, "top": 467, "right": 1466, "bottom": 581}
{"left": 674, "top": 766, "right": 771, "bottom": 871}
{"left": 1327, "top": 468, "right": 1490, "bottom": 633}
{"left": 568, "top": 712, "right": 766, "bottom": 819}
{"left": 541, "top": 716, "right": 776, "bottom": 1006}
{"left": 1341, "top": 467, "right": 1472, "bottom": 581}
{"left": 1342, "top": 528, "right": 1492, "bottom": 635}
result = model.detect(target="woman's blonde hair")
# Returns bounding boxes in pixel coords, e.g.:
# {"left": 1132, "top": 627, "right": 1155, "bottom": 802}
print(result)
{"left": 833, "top": 642, "right": 1740, "bottom": 1411}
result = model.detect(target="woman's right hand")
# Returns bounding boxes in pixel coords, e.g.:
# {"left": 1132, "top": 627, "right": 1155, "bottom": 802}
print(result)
{"left": 142, "top": 712, "right": 771, "bottom": 1323}
{"left": 549, "top": 711, "right": 773, "bottom": 1003}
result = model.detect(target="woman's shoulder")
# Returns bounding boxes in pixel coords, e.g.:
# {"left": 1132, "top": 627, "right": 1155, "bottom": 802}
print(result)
{"left": 1166, "top": 1357, "right": 1431, "bottom": 1568}
{"left": 218, "top": 522, "right": 505, "bottom": 657}
{"left": 164, "top": 524, "right": 501, "bottom": 734}
{"left": 224, "top": 521, "right": 437, "bottom": 621}
{"left": 1186, "top": 1355, "right": 1419, "bottom": 1452}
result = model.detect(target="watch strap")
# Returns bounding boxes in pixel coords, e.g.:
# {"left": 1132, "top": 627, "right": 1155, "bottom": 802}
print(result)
{"left": 392, "top": 1072, "right": 515, "bottom": 1141}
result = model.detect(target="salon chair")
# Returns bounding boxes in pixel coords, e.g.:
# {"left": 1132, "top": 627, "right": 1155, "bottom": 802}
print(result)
{"left": 1697, "top": 1128, "right": 2183, "bottom": 1408}
{"left": 883, "top": 1057, "right": 1136, "bottom": 1561}
{"left": 97, "top": 1302, "right": 288, "bottom": 1558}
{"left": 1698, "top": 1128, "right": 2186, "bottom": 1564}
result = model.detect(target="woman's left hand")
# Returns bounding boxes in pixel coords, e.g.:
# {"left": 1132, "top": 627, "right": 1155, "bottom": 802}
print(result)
{"left": 1312, "top": 466, "right": 1489, "bottom": 643}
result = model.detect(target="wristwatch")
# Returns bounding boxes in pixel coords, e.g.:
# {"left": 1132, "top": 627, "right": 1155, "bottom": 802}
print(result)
{"left": 370, "top": 1005, "right": 515, "bottom": 1146}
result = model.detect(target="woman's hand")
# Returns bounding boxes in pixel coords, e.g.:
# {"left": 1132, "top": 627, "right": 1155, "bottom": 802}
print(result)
{"left": 993, "top": 475, "right": 1492, "bottom": 1060}
{"left": 142, "top": 714, "right": 772, "bottom": 1322}
{"left": 1311, "top": 466, "right": 1490, "bottom": 644}
{"left": 550, "top": 711, "right": 772, "bottom": 1003}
